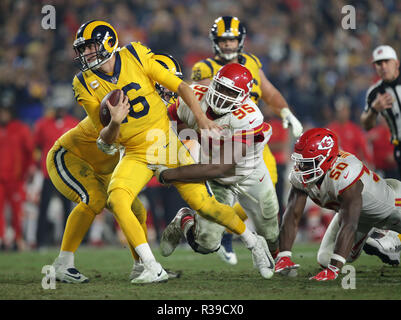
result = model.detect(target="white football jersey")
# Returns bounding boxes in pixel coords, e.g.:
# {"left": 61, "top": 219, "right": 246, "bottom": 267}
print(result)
{"left": 175, "top": 84, "right": 272, "bottom": 184}
{"left": 290, "top": 151, "right": 399, "bottom": 226}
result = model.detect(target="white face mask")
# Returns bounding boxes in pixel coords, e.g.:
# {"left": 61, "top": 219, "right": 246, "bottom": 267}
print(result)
{"left": 291, "top": 153, "right": 326, "bottom": 184}
{"left": 206, "top": 77, "right": 246, "bottom": 115}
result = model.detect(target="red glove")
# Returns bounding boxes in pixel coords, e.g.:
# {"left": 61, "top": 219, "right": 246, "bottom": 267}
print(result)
{"left": 309, "top": 265, "right": 339, "bottom": 281}
{"left": 275, "top": 256, "right": 300, "bottom": 274}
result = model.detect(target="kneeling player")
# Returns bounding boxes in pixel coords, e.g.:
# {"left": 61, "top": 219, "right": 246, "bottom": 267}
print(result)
{"left": 275, "top": 128, "right": 401, "bottom": 281}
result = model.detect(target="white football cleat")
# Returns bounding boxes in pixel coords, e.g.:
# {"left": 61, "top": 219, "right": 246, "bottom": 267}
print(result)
{"left": 130, "top": 260, "right": 168, "bottom": 284}
{"left": 217, "top": 246, "right": 238, "bottom": 265}
{"left": 363, "top": 230, "right": 401, "bottom": 266}
{"left": 160, "top": 207, "right": 193, "bottom": 257}
{"left": 129, "top": 261, "right": 145, "bottom": 280}
{"left": 130, "top": 261, "right": 181, "bottom": 280}
{"left": 53, "top": 263, "right": 89, "bottom": 283}
{"left": 217, "top": 233, "right": 238, "bottom": 265}
{"left": 250, "top": 235, "right": 275, "bottom": 279}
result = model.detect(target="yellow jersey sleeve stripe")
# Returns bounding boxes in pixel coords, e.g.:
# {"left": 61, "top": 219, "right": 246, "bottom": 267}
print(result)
{"left": 126, "top": 43, "right": 143, "bottom": 66}
{"left": 76, "top": 72, "right": 92, "bottom": 96}
{"left": 202, "top": 59, "right": 214, "bottom": 76}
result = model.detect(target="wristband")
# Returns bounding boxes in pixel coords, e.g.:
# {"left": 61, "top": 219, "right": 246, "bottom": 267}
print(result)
{"left": 331, "top": 253, "right": 346, "bottom": 265}
{"left": 370, "top": 107, "right": 378, "bottom": 114}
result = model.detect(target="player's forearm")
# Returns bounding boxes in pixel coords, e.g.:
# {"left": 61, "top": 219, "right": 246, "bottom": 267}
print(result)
{"left": 331, "top": 223, "right": 358, "bottom": 268}
{"left": 99, "top": 121, "right": 120, "bottom": 144}
{"left": 161, "top": 163, "right": 235, "bottom": 183}
{"left": 331, "top": 190, "right": 362, "bottom": 267}
{"left": 279, "top": 208, "right": 302, "bottom": 251}
{"left": 360, "top": 110, "right": 377, "bottom": 131}
{"left": 177, "top": 82, "right": 205, "bottom": 122}
{"left": 264, "top": 89, "right": 289, "bottom": 116}
{"left": 279, "top": 188, "right": 307, "bottom": 251}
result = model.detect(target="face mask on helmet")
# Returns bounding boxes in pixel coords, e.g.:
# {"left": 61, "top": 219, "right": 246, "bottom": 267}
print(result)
{"left": 290, "top": 129, "right": 339, "bottom": 185}
{"left": 291, "top": 153, "right": 327, "bottom": 184}
{"left": 154, "top": 53, "right": 183, "bottom": 105}
{"left": 209, "top": 16, "right": 246, "bottom": 61}
{"left": 73, "top": 20, "right": 119, "bottom": 72}
{"left": 206, "top": 63, "right": 252, "bottom": 115}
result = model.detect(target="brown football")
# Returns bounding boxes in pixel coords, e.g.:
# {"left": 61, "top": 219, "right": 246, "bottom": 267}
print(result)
{"left": 99, "top": 89, "right": 121, "bottom": 126}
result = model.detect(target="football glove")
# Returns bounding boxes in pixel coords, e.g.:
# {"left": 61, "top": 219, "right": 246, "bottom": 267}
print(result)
{"left": 280, "top": 107, "right": 303, "bottom": 138}
{"left": 309, "top": 264, "right": 339, "bottom": 281}
{"left": 275, "top": 256, "right": 300, "bottom": 274}
{"left": 147, "top": 164, "right": 169, "bottom": 184}
{"left": 96, "top": 137, "right": 120, "bottom": 155}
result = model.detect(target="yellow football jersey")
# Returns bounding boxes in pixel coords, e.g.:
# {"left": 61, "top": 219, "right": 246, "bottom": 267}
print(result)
{"left": 72, "top": 42, "right": 183, "bottom": 160}
{"left": 191, "top": 53, "right": 263, "bottom": 104}
{"left": 56, "top": 117, "right": 120, "bottom": 175}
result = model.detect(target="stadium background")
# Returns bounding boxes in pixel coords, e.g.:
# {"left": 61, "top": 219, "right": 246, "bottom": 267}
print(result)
{"left": 0, "top": 0, "right": 400, "bottom": 251}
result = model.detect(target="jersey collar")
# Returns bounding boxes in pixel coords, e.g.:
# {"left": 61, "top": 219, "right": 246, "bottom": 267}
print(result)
{"left": 92, "top": 51, "right": 121, "bottom": 84}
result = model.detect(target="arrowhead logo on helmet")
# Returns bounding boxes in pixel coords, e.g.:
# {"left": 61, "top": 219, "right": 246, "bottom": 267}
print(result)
{"left": 318, "top": 136, "right": 334, "bottom": 150}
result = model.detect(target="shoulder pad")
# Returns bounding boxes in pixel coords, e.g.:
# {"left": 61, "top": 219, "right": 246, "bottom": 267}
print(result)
{"left": 331, "top": 155, "right": 364, "bottom": 195}
{"left": 191, "top": 60, "right": 214, "bottom": 81}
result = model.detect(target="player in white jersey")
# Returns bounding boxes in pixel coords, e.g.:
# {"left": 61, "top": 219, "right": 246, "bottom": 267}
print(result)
{"left": 149, "top": 63, "right": 280, "bottom": 263}
{"left": 275, "top": 127, "right": 401, "bottom": 281}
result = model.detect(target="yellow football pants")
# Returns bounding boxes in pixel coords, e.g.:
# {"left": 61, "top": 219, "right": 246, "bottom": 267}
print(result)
{"left": 47, "top": 144, "right": 147, "bottom": 258}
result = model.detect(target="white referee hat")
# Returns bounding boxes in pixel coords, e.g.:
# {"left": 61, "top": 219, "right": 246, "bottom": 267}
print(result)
{"left": 372, "top": 45, "right": 398, "bottom": 63}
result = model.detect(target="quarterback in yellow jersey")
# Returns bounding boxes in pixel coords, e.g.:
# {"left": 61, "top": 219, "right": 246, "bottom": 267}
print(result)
{"left": 191, "top": 16, "right": 304, "bottom": 264}
{"left": 48, "top": 54, "right": 184, "bottom": 284}
{"left": 72, "top": 20, "right": 276, "bottom": 282}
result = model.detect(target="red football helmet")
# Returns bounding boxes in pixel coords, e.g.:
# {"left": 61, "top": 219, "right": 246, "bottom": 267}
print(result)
{"left": 291, "top": 128, "right": 339, "bottom": 184}
{"left": 206, "top": 63, "right": 253, "bottom": 115}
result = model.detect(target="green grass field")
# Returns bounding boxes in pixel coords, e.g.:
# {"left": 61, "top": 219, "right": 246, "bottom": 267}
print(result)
{"left": 1, "top": 242, "right": 400, "bottom": 301}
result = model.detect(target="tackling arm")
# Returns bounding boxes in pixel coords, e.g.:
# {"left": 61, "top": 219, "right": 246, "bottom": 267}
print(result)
{"left": 151, "top": 140, "right": 247, "bottom": 183}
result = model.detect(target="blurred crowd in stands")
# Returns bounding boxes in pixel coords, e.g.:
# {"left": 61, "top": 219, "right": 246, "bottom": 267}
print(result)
{"left": 0, "top": 0, "right": 400, "bottom": 250}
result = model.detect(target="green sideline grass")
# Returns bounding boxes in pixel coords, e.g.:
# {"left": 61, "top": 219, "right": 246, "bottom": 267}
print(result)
{"left": 0, "top": 242, "right": 400, "bottom": 300}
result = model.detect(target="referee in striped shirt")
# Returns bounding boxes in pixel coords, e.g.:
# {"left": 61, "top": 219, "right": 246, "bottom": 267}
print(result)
{"left": 361, "top": 45, "right": 401, "bottom": 178}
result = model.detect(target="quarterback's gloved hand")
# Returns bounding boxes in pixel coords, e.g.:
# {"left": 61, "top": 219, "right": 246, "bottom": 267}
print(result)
{"left": 147, "top": 164, "right": 169, "bottom": 184}
{"left": 96, "top": 137, "right": 120, "bottom": 156}
{"left": 280, "top": 107, "right": 303, "bottom": 138}
{"left": 275, "top": 256, "right": 300, "bottom": 274}
{"left": 309, "top": 264, "right": 339, "bottom": 281}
